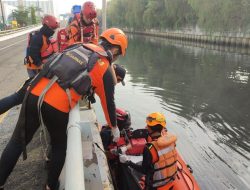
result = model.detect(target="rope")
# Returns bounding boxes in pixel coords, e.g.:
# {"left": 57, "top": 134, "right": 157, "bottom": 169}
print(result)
{"left": 94, "top": 142, "right": 119, "bottom": 190}
{"left": 37, "top": 76, "right": 58, "bottom": 161}
{"left": 177, "top": 160, "right": 194, "bottom": 190}
{"left": 39, "top": 130, "right": 50, "bottom": 162}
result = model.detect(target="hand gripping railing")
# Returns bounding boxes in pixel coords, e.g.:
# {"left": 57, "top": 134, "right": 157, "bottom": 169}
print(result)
{"left": 65, "top": 104, "right": 85, "bottom": 190}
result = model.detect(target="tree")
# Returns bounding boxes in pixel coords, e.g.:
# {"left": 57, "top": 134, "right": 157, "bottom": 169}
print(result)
{"left": 30, "top": 6, "right": 36, "bottom": 24}
{"left": 164, "top": 0, "right": 197, "bottom": 29}
{"left": 12, "top": 6, "right": 29, "bottom": 26}
{"left": 143, "top": 0, "right": 165, "bottom": 29}
{"left": 106, "top": 0, "right": 250, "bottom": 33}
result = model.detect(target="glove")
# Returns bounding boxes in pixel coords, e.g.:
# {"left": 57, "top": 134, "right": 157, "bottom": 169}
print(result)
{"left": 111, "top": 126, "right": 120, "bottom": 142}
{"left": 110, "top": 147, "right": 118, "bottom": 155}
{"left": 119, "top": 154, "right": 128, "bottom": 163}
{"left": 119, "top": 146, "right": 128, "bottom": 154}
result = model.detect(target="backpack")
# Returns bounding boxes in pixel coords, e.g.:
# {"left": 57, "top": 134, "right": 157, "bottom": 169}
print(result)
{"left": 25, "top": 30, "right": 39, "bottom": 60}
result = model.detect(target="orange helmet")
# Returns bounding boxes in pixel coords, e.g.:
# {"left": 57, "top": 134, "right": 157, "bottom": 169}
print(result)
{"left": 146, "top": 112, "right": 166, "bottom": 128}
{"left": 42, "top": 14, "right": 60, "bottom": 30}
{"left": 100, "top": 28, "right": 128, "bottom": 56}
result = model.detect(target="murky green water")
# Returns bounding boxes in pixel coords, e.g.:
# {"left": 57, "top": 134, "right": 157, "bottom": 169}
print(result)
{"left": 95, "top": 35, "right": 250, "bottom": 189}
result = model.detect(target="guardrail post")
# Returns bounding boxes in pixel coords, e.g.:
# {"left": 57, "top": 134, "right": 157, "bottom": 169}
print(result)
{"left": 65, "top": 104, "right": 85, "bottom": 190}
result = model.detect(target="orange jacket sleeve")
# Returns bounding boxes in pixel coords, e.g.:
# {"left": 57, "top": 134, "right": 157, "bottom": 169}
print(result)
{"left": 89, "top": 58, "right": 117, "bottom": 127}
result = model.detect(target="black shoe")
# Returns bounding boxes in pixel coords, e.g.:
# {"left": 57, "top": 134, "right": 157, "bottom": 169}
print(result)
{"left": 45, "top": 181, "right": 60, "bottom": 190}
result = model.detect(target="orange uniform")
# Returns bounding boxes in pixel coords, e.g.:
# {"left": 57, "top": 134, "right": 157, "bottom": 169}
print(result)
{"left": 31, "top": 43, "right": 117, "bottom": 127}
{"left": 149, "top": 133, "right": 177, "bottom": 189}
{"left": 67, "top": 17, "right": 99, "bottom": 46}
{"left": 25, "top": 25, "right": 58, "bottom": 71}
{"left": 126, "top": 133, "right": 177, "bottom": 190}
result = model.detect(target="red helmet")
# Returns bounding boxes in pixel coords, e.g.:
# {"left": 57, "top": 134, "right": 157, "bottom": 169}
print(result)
{"left": 81, "top": 1, "right": 97, "bottom": 20}
{"left": 42, "top": 14, "right": 60, "bottom": 30}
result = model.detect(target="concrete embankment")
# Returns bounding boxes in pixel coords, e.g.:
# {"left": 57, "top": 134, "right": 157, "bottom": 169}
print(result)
{"left": 124, "top": 30, "right": 250, "bottom": 49}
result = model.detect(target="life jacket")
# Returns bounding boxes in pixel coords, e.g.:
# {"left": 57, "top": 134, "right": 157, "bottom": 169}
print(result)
{"left": 148, "top": 133, "right": 178, "bottom": 188}
{"left": 42, "top": 38, "right": 58, "bottom": 60}
{"left": 31, "top": 43, "right": 109, "bottom": 113}
{"left": 57, "top": 28, "right": 69, "bottom": 52}
{"left": 25, "top": 31, "right": 58, "bottom": 70}
{"left": 68, "top": 18, "right": 98, "bottom": 45}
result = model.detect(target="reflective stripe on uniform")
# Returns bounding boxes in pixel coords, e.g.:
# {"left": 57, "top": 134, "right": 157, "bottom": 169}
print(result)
{"left": 157, "top": 145, "right": 175, "bottom": 157}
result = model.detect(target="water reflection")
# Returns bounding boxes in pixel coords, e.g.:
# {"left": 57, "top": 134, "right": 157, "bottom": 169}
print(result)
{"left": 90, "top": 35, "right": 250, "bottom": 188}
{"left": 121, "top": 35, "right": 250, "bottom": 158}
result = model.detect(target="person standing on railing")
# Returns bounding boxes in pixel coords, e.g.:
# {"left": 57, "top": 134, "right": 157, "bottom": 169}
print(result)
{"left": 0, "top": 28, "right": 128, "bottom": 190}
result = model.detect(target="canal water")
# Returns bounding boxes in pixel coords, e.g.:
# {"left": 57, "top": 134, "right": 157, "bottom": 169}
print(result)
{"left": 94, "top": 35, "right": 250, "bottom": 190}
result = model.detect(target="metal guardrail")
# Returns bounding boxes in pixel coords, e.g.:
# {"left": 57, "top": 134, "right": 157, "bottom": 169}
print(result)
{"left": 0, "top": 24, "right": 40, "bottom": 37}
{"left": 65, "top": 104, "right": 85, "bottom": 190}
{"left": 60, "top": 100, "right": 114, "bottom": 190}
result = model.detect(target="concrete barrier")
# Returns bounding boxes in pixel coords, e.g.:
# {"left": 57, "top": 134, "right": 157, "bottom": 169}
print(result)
{"left": 59, "top": 101, "right": 114, "bottom": 190}
{"left": 125, "top": 30, "right": 250, "bottom": 49}
{"left": 242, "top": 38, "right": 249, "bottom": 48}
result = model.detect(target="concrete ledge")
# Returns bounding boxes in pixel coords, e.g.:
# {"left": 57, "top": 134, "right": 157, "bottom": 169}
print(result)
{"left": 124, "top": 30, "right": 250, "bottom": 49}
{"left": 59, "top": 104, "right": 114, "bottom": 190}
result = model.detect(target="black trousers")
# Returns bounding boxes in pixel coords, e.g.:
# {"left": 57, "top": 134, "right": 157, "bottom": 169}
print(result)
{"left": 0, "top": 93, "right": 69, "bottom": 190}
{"left": 0, "top": 78, "right": 31, "bottom": 115}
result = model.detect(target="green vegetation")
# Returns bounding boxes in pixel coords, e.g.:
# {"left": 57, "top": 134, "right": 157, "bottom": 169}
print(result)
{"left": 11, "top": 6, "right": 41, "bottom": 27}
{"left": 106, "top": 0, "right": 250, "bottom": 33}
{"left": 12, "top": 6, "right": 29, "bottom": 26}
{"left": 30, "top": 6, "right": 37, "bottom": 25}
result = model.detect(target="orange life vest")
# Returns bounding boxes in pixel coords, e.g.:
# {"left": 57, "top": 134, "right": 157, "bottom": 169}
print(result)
{"left": 149, "top": 133, "right": 178, "bottom": 188}
{"left": 57, "top": 28, "right": 69, "bottom": 52}
{"left": 31, "top": 43, "right": 109, "bottom": 113}
{"left": 67, "top": 18, "right": 98, "bottom": 46}
{"left": 25, "top": 33, "right": 58, "bottom": 70}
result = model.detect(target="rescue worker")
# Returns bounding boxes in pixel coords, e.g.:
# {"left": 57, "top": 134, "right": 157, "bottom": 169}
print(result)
{"left": 0, "top": 15, "right": 59, "bottom": 116}
{"left": 68, "top": 5, "right": 81, "bottom": 25}
{"left": 0, "top": 64, "right": 126, "bottom": 115}
{"left": 119, "top": 113, "right": 178, "bottom": 190}
{"left": 67, "top": 1, "right": 99, "bottom": 45}
{"left": 0, "top": 28, "right": 128, "bottom": 190}
{"left": 57, "top": 5, "right": 81, "bottom": 52}
{"left": 25, "top": 14, "right": 59, "bottom": 78}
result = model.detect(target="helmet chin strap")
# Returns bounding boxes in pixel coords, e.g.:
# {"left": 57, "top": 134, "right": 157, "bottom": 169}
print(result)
{"left": 106, "top": 50, "right": 114, "bottom": 63}
{"left": 149, "top": 130, "right": 161, "bottom": 140}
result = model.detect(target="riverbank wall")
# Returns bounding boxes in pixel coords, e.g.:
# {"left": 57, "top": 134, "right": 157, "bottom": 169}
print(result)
{"left": 124, "top": 30, "right": 250, "bottom": 49}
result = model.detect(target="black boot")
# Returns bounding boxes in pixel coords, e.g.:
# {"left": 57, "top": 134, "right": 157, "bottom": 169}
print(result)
{"left": 44, "top": 181, "right": 59, "bottom": 190}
